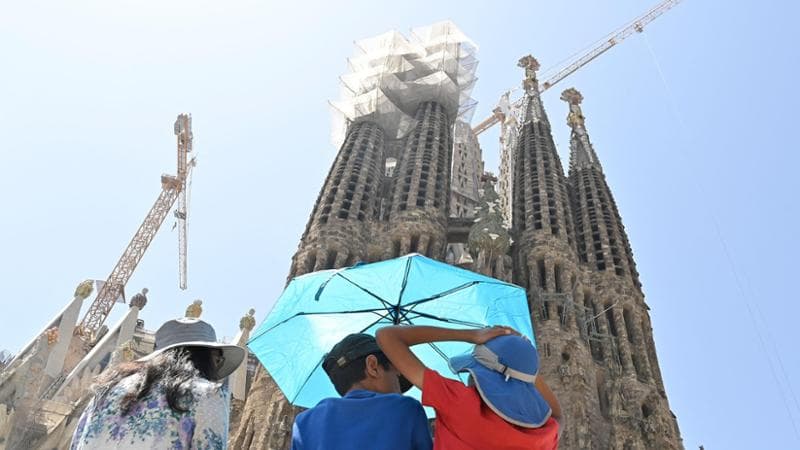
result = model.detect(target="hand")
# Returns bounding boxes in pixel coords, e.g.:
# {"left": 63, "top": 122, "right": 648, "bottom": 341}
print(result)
{"left": 470, "top": 325, "right": 520, "bottom": 344}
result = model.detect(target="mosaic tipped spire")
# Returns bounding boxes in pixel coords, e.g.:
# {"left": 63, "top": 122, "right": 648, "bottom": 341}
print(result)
{"left": 561, "top": 87, "right": 601, "bottom": 171}
{"left": 518, "top": 55, "right": 548, "bottom": 125}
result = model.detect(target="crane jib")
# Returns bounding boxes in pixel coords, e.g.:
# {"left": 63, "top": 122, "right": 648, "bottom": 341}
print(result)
{"left": 471, "top": 0, "right": 682, "bottom": 136}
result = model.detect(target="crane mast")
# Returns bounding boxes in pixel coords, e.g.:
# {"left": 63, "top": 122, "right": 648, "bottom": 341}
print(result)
{"left": 175, "top": 115, "right": 192, "bottom": 290}
{"left": 472, "top": 0, "right": 682, "bottom": 136}
{"left": 77, "top": 114, "right": 193, "bottom": 338}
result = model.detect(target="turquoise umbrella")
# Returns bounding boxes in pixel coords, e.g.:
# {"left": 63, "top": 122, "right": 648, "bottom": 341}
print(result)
{"left": 248, "top": 253, "right": 535, "bottom": 410}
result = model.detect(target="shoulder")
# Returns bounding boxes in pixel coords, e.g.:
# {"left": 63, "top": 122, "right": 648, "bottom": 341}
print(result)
{"left": 387, "top": 393, "right": 426, "bottom": 412}
{"left": 423, "top": 369, "right": 466, "bottom": 392}
{"left": 186, "top": 378, "right": 228, "bottom": 411}
{"left": 359, "top": 393, "right": 428, "bottom": 423}
{"left": 421, "top": 369, "right": 472, "bottom": 409}
{"left": 294, "top": 398, "right": 331, "bottom": 424}
{"left": 111, "top": 372, "right": 146, "bottom": 392}
{"left": 294, "top": 404, "right": 315, "bottom": 421}
{"left": 298, "top": 393, "right": 424, "bottom": 418}
{"left": 92, "top": 373, "right": 145, "bottom": 406}
{"left": 188, "top": 378, "right": 226, "bottom": 397}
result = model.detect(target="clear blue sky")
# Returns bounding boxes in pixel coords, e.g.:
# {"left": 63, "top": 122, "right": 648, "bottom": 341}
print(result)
{"left": 1, "top": 1, "right": 798, "bottom": 448}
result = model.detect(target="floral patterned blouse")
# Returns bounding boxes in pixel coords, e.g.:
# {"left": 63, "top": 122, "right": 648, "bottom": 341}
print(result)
{"left": 70, "top": 373, "right": 230, "bottom": 449}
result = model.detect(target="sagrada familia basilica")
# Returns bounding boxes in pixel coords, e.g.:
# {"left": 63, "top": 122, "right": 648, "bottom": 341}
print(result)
{"left": 0, "top": 21, "right": 682, "bottom": 450}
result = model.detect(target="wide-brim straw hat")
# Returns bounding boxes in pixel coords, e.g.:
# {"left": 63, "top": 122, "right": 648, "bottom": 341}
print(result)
{"left": 139, "top": 317, "right": 245, "bottom": 381}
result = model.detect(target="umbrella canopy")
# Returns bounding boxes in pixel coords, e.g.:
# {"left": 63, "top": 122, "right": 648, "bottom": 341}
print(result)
{"left": 248, "top": 253, "right": 535, "bottom": 410}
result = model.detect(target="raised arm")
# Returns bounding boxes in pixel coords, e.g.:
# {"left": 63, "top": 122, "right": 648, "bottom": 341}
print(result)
{"left": 375, "top": 325, "right": 514, "bottom": 389}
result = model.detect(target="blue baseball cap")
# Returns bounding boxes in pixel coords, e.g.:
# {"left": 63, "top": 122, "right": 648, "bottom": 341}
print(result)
{"left": 448, "top": 334, "right": 551, "bottom": 428}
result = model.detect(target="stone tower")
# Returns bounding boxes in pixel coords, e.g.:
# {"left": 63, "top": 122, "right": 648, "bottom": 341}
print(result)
{"left": 510, "top": 56, "right": 596, "bottom": 448}
{"left": 229, "top": 21, "right": 478, "bottom": 448}
{"left": 559, "top": 86, "right": 681, "bottom": 448}
{"left": 386, "top": 100, "right": 453, "bottom": 260}
{"left": 288, "top": 120, "right": 386, "bottom": 277}
{"left": 229, "top": 29, "right": 682, "bottom": 449}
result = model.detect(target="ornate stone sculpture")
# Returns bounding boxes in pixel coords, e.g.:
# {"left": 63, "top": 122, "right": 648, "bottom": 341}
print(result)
{"left": 518, "top": 54, "right": 540, "bottom": 91}
{"left": 110, "top": 341, "right": 135, "bottom": 366}
{"left": 129, "top": 288, "right": 148, "bottom": 310}
{"left": 74, "top": 280, "right": 94, "bottom": 301}
{"left": 185, "top": 299, "right": 203, "bottom": 318}
{"left": 240, "top": 309, "right": 256, "bottom": 332}
{"left": 560, "top": 87, "right": 586, "bottom": 128}
{"left": 467, "top": 174, "right": 512, "bottom": 280}
{"left": 44, "top": 327, "right": 59, "bottom": 346}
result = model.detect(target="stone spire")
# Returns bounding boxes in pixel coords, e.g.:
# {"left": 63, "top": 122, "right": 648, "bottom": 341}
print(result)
{"left": 290, "top": 121, "right": 386, "bottom": 277}
{"left": 510, "top": 60, "right": 596, "bottom": 449}
{"left": 560, "top": 87, "right": 601, "bottom": 172}
{"left": 518, "top": 55, "right": 549, "bottom": 125}
{"left": 229, "top": 308, "right": 256, "bottom": 428}
{"left": 230, "top": 119, "right": 388, "bottom": 449}
{"left": 562, "top": 88, "right": 640, "bottom": 287}
{"left": 563, "top": 88, "right": 680, "bottom": 449}
{"left": 511, "top": 55, "right": 575, "bottom": 248}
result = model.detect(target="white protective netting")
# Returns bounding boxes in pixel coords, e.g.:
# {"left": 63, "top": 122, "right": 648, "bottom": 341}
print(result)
{"left": 331, "top": 21, "right": 478, "bottom": 147}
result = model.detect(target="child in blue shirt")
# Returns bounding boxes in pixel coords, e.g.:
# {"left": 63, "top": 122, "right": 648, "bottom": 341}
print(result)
{"left": 291, "top": 333, "right": 432, "bottom": 450}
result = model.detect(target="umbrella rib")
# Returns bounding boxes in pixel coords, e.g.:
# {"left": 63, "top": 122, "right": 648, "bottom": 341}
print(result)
{"left": 403, "top": 317, "right": 456, "bottom": 374}
{"left": 332, "top": 273, "right": 395, "bottom": 310}
{"left": 426, "top": 342, "right": 450, "bottom": 365}
{"left": 403, "top": 281, "right": 480, "bottom": 310}
{"left": 372, "top": 308, "right": 397, "bottom": 323}
{"left": 396, "top": 257, "right": 413, "bottom": 307}
{"left": 313, "top": 269, "right": 343, "bottom": 301}
{"left": 401, "top": 309, "right": 486, "bottom": 329}
{"left": 404, "top": 280, "right": 518, "bottom": 312}
{"left": 289, "top": 315, "right": 394, "bottom": 405}
{"left": 248, "top": 307, "right": 389, "bottom": 342}
{"left": 291, "top": 355, "right": 326, "bottom": 405}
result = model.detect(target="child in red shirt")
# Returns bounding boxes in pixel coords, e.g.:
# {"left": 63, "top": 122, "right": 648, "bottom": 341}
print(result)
{"left": 376, "top": 325, "right": 561, "bottom": 450}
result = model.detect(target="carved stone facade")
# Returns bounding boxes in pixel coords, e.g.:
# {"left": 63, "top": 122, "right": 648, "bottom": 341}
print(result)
{"left": 450, "top": 120, "right": 483, "bottom": 219}
{"left": 554, "top": 85, "right": 679, "bottom": 449}
{"left": 229, "top": 47, "right": 682, "bottom": 450}
{"left": 230, "top": 97, "right": 460, "bottom": 448}
{"left": 289, "top": 120, "right": 386, "bottom": 278}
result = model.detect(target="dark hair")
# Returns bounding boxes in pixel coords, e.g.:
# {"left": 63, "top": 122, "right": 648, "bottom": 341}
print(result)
{"left": 93, "top": 346, "right": 218, "bottom": 415}
{"left": 327, "top": 351, "right": 391, "bottom": 396}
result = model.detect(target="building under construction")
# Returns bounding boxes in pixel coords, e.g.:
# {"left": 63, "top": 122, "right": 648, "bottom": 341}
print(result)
{"left": 0, "top": 8, "right": 684, "bottom": 450}
{"left": 229, "top": 19, "right": 683, "bottom": 450}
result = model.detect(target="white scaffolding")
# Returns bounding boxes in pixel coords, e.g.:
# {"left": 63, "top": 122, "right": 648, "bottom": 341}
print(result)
{"left": 331, "top": 21, "right": 478, "bottom": 147}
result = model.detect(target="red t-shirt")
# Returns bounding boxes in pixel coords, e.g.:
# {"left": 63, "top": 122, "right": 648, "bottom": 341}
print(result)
{"left": 422, "top": 369, "right": 559, "bottom": 450}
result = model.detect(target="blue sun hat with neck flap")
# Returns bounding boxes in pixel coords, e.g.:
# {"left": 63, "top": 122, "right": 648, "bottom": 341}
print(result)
{"left": 448, "top": 334, "right": 551, "bottom": 428}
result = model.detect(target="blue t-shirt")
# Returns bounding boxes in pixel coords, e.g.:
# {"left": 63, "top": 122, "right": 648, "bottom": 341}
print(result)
{"left": 291, "top": 389, "right": 432, "bottom": 450}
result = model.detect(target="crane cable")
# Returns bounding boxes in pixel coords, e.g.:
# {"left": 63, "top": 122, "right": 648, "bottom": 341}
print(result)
{"left": 641, "top": 31, "right": 800, "bottom": 442}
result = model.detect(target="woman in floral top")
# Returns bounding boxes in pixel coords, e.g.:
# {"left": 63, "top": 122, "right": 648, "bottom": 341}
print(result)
{"left": 71, "top": 317, "right": 246, "bottom": 450}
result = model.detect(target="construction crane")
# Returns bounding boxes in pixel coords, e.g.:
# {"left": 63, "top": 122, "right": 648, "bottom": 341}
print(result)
{"left": 471, "top": 0, "right": 682, "bottom": 136}
{"left": 77, "top": 114, "right": 194, "bottom": 339}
